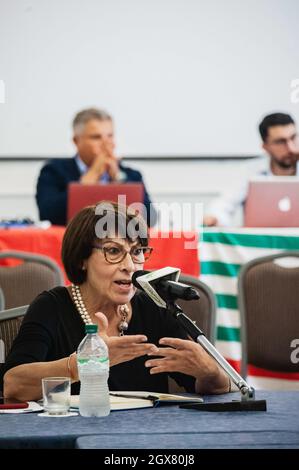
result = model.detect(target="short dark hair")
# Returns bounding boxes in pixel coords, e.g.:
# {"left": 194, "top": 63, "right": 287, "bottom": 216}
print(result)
{"left": 259, "top": 113, "right": 295, "bottom": 142}
{"left": 62, "top": 202, "right": 149, "bottom": 284}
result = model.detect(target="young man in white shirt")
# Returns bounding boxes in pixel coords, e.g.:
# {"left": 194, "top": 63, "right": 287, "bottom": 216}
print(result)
{"left": 204, "top": 112, "right": 299, "bottom": 227}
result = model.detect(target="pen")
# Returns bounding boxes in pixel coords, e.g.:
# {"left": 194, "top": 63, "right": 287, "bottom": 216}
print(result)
{"left": 109, "top": 393, "right": 158, "bottom": 402}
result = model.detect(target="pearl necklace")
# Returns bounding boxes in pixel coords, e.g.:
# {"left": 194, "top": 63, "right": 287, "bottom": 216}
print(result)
{"left": 71, "top": 284, "right": 129, "bottom": 336}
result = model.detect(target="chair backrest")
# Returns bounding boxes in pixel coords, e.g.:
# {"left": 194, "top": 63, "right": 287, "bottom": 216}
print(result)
{"left": 0, "top": 251, "right": 64, "bottom": 309}
{"left": 168, "top": 274, "right": 217, "bottom": 393}
{"left": 238, "top": 252, "right": 299, "bottom": 380}
{"left": 0, "top": 287, "right": 4, "bottom": 311}
{"left": 177, "top": 274, "right": 216, "bottom": 343}
{"left": 0, "top": 305, "right": 28, "bottom": 364}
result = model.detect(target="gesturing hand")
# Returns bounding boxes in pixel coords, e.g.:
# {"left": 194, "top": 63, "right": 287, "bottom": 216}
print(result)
{"left": 146, "top": 336, "right": 228, "bottom": 390}
{"left": 95, "top": 312, "right": 159, "bottom": 367}
{"left": 145, "top": 337, "right": 210, "bottom": 376}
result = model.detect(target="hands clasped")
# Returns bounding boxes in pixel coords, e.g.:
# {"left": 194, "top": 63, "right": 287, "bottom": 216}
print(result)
{"left": 91, "top": 140, "right": 119, "bottom": 180}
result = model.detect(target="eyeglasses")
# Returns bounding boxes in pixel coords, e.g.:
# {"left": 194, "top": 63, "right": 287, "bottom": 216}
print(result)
{"left": 92, "top": 242, "right": 153, "bottom": 264}
{"left": 267, "top": 134, "right": 299, "bottom": 147}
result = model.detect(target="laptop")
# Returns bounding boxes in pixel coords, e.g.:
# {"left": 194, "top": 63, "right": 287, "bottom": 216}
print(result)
{"left": 244, "top": 177, "right": 299, "bottom": 227}
{"left": 67, "top": 183, "right": 144, "bottom": 221}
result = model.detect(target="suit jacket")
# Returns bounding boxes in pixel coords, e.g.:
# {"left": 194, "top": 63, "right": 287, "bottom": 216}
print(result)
{"left": 36, "top": 157, "right": 157, "bottom": 226}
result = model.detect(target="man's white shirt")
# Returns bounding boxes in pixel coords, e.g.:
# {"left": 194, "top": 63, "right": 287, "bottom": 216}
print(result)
{"left": 206, "top": 156, "right": 299, "bottom": 226}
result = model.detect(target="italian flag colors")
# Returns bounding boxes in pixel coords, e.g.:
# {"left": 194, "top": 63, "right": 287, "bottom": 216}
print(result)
{"left": 200, "top": 228, "right": 299, "bottom": 390}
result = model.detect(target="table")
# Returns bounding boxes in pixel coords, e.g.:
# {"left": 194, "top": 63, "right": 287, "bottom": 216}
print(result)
{"left": 0, "top": 391, "right": 298, "bottom": 449}
{"left": 200, "top": 228, "right": 299, "bottom": 389}
{"left": 0, "top": 227, "right": 199, "bottom": 282}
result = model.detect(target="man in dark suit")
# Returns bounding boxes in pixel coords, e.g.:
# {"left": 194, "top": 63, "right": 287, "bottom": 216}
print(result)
{"left": 36, "top": 108, "right": 157, "bottom": 226}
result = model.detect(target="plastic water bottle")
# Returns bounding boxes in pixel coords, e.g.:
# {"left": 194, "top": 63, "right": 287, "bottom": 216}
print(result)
{"left": 77, "top": 324, "right": 110, "bottom": 417}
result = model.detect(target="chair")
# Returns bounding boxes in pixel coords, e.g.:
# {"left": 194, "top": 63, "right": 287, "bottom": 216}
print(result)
{"left": 177, "top": 274, "right": 216, "bottom": 343}
{"left": 168, "top": 274, "right": 217, "bottom": 392}
{"left": 238, "top": 252, "right": 299, "bottom": 382}
{"left": 0, "top": 305, "right": 28, "bottom": 364}
{"left": 0, "top": 287, "right": 4, "bottom": 311}
{"left": 0, "top": 251, "right": 64, "bottom": 309}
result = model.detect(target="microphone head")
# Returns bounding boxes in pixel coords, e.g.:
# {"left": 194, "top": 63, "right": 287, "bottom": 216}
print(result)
{"left": 132, "top": 270, "right": 150, "bottom": 288}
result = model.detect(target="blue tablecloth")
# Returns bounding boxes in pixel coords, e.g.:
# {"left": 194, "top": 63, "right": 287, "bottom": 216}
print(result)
{"left": 0, "top": 391, "right": 298, "bottom": 449}
{"left": 76, "top": 433, "right": 299, "bottom": 449}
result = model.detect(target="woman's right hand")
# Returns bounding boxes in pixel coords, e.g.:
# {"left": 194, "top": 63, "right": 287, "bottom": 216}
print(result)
{"left": 95, "top": 312, "right": 159, "bottom": 366}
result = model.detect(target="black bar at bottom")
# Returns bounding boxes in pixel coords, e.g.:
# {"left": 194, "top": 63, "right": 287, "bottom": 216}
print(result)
{"left": 180, "top": 399, "right": 267, "bottom": 412}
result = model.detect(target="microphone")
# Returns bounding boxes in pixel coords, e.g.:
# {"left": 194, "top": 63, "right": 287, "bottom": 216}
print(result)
{"left": 132, "top": 269, "right": 199, "bottom": 307}
{"left": 133, "top": 269, "right": 267, "bottom": 412}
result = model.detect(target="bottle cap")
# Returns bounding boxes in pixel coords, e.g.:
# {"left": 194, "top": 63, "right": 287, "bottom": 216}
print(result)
{"left": 85, "top": 324, "right": 98, "bottom": 334}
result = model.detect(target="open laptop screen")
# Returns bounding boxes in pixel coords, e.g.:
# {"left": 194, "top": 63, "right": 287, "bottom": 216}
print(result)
{"left": 244, "top": 177, "right": 299, "bottom": 227}
{"left": 67, "top": 183, "right": 144, "bottom": 222}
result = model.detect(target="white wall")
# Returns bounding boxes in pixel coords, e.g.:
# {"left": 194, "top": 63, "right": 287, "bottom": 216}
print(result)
{"left": 0, "top": 0, "right": 299, "bottom": 156}
{"left": 0, "top": 1, "right": 298, "bottom": 227}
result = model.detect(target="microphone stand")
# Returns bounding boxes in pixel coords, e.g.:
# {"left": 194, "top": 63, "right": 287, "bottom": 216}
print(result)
{"left": 166, "top": 300, "right": 267, "bottom": 411}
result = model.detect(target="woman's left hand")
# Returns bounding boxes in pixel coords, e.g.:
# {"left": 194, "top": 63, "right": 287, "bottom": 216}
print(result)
{"left": 145, "top": 337, "right": 228, "bottom": 394}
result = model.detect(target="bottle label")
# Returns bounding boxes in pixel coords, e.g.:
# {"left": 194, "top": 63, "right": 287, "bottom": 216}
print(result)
{"left": 78, "top": 357, "right": 109, "bottom": 365}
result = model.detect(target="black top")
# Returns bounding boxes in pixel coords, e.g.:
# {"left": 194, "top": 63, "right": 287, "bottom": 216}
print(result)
{"left": 0, "top": 287, "right": 195, "bottom": 394}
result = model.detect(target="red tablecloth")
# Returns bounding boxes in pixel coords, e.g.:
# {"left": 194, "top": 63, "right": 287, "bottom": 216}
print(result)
{"left": 0, "top": 227, "right": 199, "bottom": 283}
